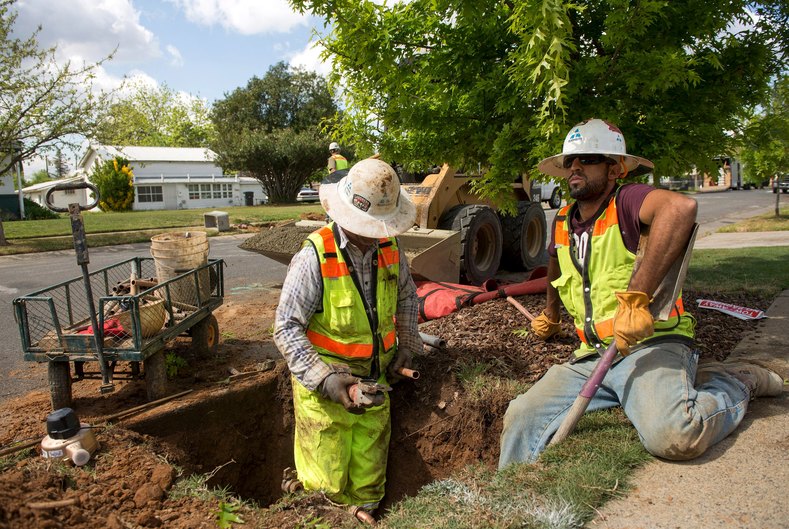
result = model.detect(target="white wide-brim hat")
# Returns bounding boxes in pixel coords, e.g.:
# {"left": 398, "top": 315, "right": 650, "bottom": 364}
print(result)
{"left": 320, "top": 158, "right": 417, "bottom": 239}
{"left": 538, "top": 118, "right": 654, "bottom": 178}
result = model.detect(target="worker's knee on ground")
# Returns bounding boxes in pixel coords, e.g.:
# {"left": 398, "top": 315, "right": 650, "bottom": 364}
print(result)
{"left": 639, "top": 426, "right": 708, "bottom": 461}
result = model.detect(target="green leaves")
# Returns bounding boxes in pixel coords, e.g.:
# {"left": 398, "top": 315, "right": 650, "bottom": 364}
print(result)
{"left": 215, "top": 501, "right": 244, "bottom": 529}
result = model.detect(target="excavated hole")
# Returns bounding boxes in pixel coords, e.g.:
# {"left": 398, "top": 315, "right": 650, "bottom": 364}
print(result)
{"left": 124, "top": 362, "right": 497, "bottom": 510}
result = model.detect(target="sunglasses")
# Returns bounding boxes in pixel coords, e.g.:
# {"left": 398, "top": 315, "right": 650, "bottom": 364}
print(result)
{"left": 562, "top": 154, "right": 617, "bottom": 169}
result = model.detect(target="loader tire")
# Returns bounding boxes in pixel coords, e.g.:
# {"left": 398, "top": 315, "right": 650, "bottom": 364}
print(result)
{"left": 144, "top": 351, "right": 167, "bottom": 401}
{"left": 439, "top": 205, "right": 502, "bottom": 285}
{"left": 500, "top": 201, "right": 548, "bottom": 272}
{"left": 48, "top": 361, "right": 73, "bottom": 410}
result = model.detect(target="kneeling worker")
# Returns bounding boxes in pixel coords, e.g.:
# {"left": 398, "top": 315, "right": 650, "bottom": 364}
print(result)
{"left": 274, "top": 158, "right": 421, "bottom": 518}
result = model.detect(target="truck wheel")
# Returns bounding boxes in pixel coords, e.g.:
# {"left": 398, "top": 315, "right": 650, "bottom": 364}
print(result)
{"left": 501, "top": 201, "right": 547, "bottom": 272}
{"left": 439, "top": 205, "right": 502, "bottom": 285}
{"left": 548, "top": 187, "right": 563, "bottom": 209}
{"left": 190, "top": 314, "right": 219, "bottom": 358}
{"left": 144, "top": 351, "right": 167, "bottom": 401}
{"left": 48, "top": 362, "right": 73, "bottom": 410}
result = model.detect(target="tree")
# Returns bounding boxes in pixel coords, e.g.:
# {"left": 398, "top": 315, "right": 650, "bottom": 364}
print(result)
{"left": 210, "top": 62, "right": 338, "bottom": 202}
{"left": 740, "top": 76, "right": 789, "bottom": 215}
{"left": 90, "top": 157, "right": 134, "bottom": 212}
{"left": 290, "top": 0, "right": 787, "bottom": 205}
{"left": 52, "top": 149, "right": 69, "bottom": 179}
{"left": 93, "top": 81, "right": 214, "bottom": 148}
{"left": 0, "top": 0, "right": 114, "bottom": 244}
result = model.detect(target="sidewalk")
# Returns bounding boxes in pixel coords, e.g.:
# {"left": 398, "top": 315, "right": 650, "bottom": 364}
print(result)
{"left": 590, "top": 290, "right": 789, "bottom": 528}
{"left": 694, "top": 230, "right": 789, "bottom": 249}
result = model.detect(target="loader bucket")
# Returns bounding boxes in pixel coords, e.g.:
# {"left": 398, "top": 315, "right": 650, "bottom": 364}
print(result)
{"left": 398, "top": 227, "right": 461, "bottom": 284}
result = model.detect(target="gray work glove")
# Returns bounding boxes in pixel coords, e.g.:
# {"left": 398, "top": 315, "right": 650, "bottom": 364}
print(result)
{"left": 318, "top": 371, "right": 364, "bottom": 414}
{"left": 387, "top": 348, "right": 413, "bottom": 383}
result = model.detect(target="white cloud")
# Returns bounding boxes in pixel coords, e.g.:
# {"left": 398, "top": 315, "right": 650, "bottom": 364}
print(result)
{"left": 166, "top": 45, "right": 184, "bottom": 67}
{"left": 14, "top": 0, "right": 161, "bottom": 64}
{"left": 169, "top": 0, "right": 308, "bottom": 35}
{"left": 289, "top": 40, "right": 331, "bottom": 76}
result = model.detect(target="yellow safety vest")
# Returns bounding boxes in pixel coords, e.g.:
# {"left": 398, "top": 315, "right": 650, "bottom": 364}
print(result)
{"left": 330, "top": 154, "right": 349, "bottom": 171}
{"left": 305, "top": 223, "right": 399, "bottom": 377}
{"left": 552, "top": 187, "right": 695, "bottom": 359}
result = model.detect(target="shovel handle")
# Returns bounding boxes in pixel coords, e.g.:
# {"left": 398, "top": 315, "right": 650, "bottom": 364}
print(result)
{"left": 549, "top": 341, "right": 619, "bottom": 446}
{"left": 506, "top": 296, "right": 536, "bottom": 321}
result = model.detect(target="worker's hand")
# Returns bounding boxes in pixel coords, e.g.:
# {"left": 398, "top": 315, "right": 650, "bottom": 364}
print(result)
{"left": 613, "top": 291, "right": 655, "bottom": 355}
{"left": 531, "top": 310, "right": 562, "bottom": 340}
{"left": 387, "top": 348, "right": 413, "bottom": 383}
{"left": 319, "top": 372, "right": 363, "bottom": 413}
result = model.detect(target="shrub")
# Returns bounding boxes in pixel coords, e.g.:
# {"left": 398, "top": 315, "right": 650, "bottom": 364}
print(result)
{"left": 90, "top": 157, "right": 134, "bottom": 211}
{"left": 23, "top": 198, "right": 59, "bottom": 220}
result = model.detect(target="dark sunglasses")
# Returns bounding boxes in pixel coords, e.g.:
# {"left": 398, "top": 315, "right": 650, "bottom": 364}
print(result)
{"left": 562, "top": 154, "right": 617, "bottom": 169}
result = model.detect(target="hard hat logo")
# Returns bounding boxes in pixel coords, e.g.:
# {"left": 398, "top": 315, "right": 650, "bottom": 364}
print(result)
{"left": 319, "top": 158, "right": 417, "bottom": 238}
{"left": 352, "top": 194, "right": 371, "bottom": 212}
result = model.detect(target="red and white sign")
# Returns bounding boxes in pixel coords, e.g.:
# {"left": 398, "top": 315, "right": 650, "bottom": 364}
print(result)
{"left": 696, "top": 299, "right": 766, "bottom": 320}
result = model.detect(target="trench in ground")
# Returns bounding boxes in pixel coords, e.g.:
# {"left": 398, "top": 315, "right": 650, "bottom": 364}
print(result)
{"left": 125, "top": 362, "right": 498, "bottom": 510}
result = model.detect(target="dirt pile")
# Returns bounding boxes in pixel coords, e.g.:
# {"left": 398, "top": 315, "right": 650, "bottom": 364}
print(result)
{"left": 0, "top": 287, "right": 769, "bottom": 528}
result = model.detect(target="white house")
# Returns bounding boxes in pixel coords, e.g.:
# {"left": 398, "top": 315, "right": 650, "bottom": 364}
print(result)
{"left": 22, "top": 175, "right": 92, "bottom": 210}
{"left": 77, "top": 145, "right": 268, "bottom": 210}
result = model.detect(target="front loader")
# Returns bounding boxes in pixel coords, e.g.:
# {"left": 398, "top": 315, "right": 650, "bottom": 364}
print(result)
{"left": 397, "top": 164, "right": 547, "bottom": 285}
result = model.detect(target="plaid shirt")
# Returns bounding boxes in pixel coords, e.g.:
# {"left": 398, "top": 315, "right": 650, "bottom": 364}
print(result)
{"left": 273, "top": 226, "right": 421, "bottom": 390}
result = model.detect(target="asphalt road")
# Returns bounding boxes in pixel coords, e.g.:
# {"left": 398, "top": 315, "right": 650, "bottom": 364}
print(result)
{"left": 0, "top": 188, "right": 779, "bottom": 401}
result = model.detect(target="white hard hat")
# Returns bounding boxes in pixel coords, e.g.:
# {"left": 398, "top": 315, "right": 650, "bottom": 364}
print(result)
{"left": 538, "top": 118, "right": 653, "bottom": 178}
{"left": 319, "top": 158, "right": 416, "bottom": 238}
{"left": 329, "top": 142, "right": 340, "bottom": 151}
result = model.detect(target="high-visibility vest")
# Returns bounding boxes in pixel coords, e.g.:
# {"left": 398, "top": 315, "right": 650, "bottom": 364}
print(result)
{"left": 553, "top": 186, "right": 695, "bottom": 359}
{"left": 330, "top": 154, "right": 349, "bottom": 171}
{"left": 305, "top": 223, "right": 400, "bottom": 376}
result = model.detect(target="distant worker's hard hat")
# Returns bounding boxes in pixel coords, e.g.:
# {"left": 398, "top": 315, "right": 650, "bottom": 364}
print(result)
{"left": 538, "top": 118, "right": 654, "bottom": 178}
{"left": 319, "top": 158, "right": 416, "bottom": 238}
{"left": 329, "top": 142, "right": 341, "bottom": 151}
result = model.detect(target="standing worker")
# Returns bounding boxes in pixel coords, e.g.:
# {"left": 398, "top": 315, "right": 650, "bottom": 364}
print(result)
{"left": 327, "top": 142, "right": 349, "bottom": 174}
{"left": 499, "top": 118, "right": 784, "bottom": 468}
{"left": 274, "top": 158, "right": 421, "bottom": 520}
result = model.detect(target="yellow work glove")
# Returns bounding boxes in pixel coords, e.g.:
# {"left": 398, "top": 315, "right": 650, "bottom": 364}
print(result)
{"left": 531, "top": 310, "right": 562, "bottom": 340}
{"left": 613, "top": 291, "right": 655, "bottom": 355}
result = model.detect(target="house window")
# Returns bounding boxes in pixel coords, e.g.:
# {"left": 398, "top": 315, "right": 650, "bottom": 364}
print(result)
{"left": 64, "top": 188, "right": 75, "bottom": 195}
{"left": 187, "top": 183, "right": 233, "bottom": 200}
{"left": 137, "top": 185, "right": 163, "bottom": 203}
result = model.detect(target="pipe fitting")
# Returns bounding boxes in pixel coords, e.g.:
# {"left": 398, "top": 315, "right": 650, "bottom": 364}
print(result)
{"left": 347, "top": 505, "right": 377, "bottom": 526}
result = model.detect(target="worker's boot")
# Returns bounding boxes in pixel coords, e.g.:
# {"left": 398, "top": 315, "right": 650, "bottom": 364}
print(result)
{"left": 720, "top": 361, "right": 785, "bottom": 399}
{"left": 281, "top": 467, "right": 303, "bottom": 494}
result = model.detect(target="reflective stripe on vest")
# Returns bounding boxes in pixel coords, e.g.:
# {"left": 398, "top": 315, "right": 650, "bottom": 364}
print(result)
{"left": 305, "top": 224, "right": 399, "bottom": 374}
{"left": 553, "top": 186, "right": 695, "bottom": 359}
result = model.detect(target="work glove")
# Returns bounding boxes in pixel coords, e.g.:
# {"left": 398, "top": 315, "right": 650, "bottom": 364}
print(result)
{"left": 387, "top": 348, "right": 413, "bottom": 383}
{"left": 613, "top": 291, "right": 655, "bottom": 355}
{"left": 319, "top": 371, "right": 364, "bottom": 413}
{"left": 531, "top": 310, "right": 562, "bottom": 340}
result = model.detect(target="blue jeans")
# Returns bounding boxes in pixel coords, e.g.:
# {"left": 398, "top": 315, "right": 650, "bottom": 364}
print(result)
{"left": 499, "top": 342, "right": 750, "bottom": 468}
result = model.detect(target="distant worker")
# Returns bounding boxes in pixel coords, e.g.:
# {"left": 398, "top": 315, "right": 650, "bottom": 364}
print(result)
{"left": 327, "top": 142, "right": 349, "bottom": 174}
{"left": 274, "top": 158, "right": 421, "bottom": 520}
{"left": 499, "top": 118, "right": 784, "bottom": 468}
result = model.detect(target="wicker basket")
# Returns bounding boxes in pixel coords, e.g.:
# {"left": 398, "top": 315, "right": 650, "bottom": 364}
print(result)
{"left": 116, "top": 298, "right": 166, "bottom": 338}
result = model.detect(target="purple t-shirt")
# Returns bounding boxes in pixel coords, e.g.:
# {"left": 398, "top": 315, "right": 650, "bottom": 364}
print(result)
{"left": 548, "top": 183, "right": 654, "bottom": 260}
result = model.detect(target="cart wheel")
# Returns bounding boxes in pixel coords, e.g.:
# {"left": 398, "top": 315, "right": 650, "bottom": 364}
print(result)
{"left": 48, "top": 362, "right": 73, "bottom": 410}
{"left": 190, "top": 314, "right": 219, "bottom": 358}
{"left": 144, "top": 351, "right": 167, "bottom": 401}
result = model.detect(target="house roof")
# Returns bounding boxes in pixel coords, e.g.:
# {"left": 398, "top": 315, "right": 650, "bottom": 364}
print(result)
{"left": 22, "top": 175, "right": 86, "bottom": 193}
{"left": 79, "top": 145, "right": 218, "bottom": 167}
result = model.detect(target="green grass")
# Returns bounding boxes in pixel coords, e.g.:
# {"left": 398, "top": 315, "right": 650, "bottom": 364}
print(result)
{"left": 718, "top": 208, "right": 789, "bottom": 233}
{"left": 686, "top": 246, "right": 789, "bottom": 297}
{"left": 1, "top": 204, "right": 324, "bottom": 239}
{"left": 382, "top": 409, "right": 649, "bottom": 529}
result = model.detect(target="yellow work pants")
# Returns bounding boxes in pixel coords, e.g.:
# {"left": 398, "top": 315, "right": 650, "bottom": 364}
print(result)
{"left": 291, "top": 377, "right": 391, "bottom": 507}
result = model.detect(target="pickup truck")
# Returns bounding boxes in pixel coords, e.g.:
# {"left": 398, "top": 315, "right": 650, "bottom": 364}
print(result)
{"left": 531, "top": 179, "right": 563, "bottom": 209}
{"left": 773, "top": 174, "right": 789, "bottom": 194}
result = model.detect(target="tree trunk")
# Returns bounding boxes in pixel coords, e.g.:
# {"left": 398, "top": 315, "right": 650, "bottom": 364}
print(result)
{"left": 0, "top": 219, "right": 8, "bottom": 246}
{"left": 776, "top": 189, "right": 781, "bottom": 218}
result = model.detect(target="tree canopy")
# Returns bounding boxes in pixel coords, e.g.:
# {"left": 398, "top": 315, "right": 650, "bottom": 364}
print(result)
{"left": 291, "top": 0, "right": 787, "bottom": 203}
{"left": 93, "top": 81, "right": 214, "bottom": 148}
{"left": 210, "top": 62, "right": 338, "bottom": 202}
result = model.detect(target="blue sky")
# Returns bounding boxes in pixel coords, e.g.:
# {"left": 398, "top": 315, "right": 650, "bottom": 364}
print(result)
{"left": 13, "top": 0, "right": 331, "bottom": 173}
